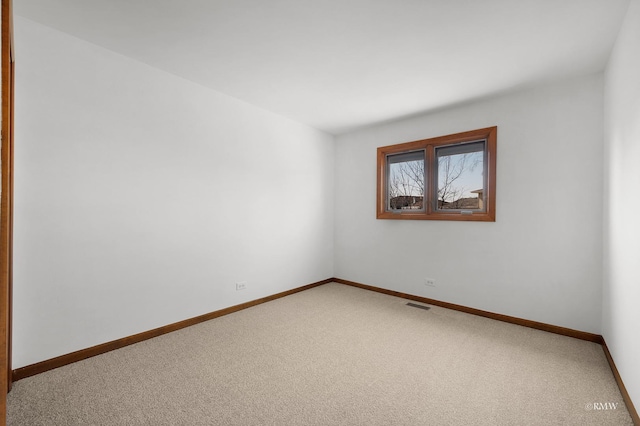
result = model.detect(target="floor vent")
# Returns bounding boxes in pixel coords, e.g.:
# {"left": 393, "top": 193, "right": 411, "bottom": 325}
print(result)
{"left": 406, "top": 302, "right": 431, "bottom": 311}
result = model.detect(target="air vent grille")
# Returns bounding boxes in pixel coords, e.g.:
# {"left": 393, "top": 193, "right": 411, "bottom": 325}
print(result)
{"left": 406, "top": 302, "right": 431, "bottom": 311}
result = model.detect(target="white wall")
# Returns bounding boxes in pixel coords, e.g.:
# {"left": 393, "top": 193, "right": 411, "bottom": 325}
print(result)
{"left": 13, "top": 16, "right": 335, "bottom": 368}
{"left": 335, "top": 74, "right": 604, "bottom": 334}
{"left": 603, "top": 0, "right": 640, "bottom": 409}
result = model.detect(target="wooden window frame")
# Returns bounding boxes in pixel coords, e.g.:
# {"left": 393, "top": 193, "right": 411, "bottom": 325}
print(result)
{"left": 377, "top": 126, "right": 497, "bottom": 221}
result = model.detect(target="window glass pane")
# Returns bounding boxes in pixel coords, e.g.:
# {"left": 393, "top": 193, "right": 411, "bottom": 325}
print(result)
{"left": 436, "top": 142, "right": 485, "bottom": 210}
{"left": 387, "top": 151, "right": 425, "bottom": 211}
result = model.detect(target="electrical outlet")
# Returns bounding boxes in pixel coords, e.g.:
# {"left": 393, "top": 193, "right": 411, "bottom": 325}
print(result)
{"left": 424, "top": 278, "right": 436, "bottom": 287}
{"left": 236, "top": 281, "right": 247, "bottom": 291}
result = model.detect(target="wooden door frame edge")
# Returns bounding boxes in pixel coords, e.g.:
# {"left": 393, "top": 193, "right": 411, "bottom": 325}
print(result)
{"left": 1, "top": 1, "right": 15, "bottom": 425}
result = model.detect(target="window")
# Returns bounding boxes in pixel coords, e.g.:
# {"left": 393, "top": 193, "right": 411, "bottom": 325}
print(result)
{"left": 377, "top": 126, "right": 496, "bottom": 221}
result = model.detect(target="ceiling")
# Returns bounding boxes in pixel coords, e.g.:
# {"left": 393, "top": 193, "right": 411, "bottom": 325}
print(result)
{"left": 14, "top": 0, "right": 630, "bottom": 135}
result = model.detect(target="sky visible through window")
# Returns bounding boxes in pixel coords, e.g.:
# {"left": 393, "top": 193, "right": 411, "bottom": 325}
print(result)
{"left": 437, "top": 150, "right": 484, "bottom": 202}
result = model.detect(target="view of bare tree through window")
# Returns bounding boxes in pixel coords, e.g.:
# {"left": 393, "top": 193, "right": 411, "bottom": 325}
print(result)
{"left": 387, "top": 151, "right": 424, "bottom": 210}
{"left": 386, "top": 143, "right": 485, "bottom": 211}
{"left": 436, "top": 142, "right": 484, "bottom": 210}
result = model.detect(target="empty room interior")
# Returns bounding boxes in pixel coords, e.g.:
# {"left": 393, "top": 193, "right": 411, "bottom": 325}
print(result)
{"left": 2, "top": 0, "right": 640, "bottom": 425}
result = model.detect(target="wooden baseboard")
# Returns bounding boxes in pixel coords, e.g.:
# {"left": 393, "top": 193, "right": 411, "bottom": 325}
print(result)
{"left": 12, "top": 278, "right": 333, "bottom": 382}
{"left": 333, "top": 278, "right": 603, "bottom": 343}
{"left": 601, "top": 339, "right": 640, "bottom": 425}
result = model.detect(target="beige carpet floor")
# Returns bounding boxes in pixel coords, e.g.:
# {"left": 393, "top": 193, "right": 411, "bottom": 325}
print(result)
{"left": 7, "top": 282, "right": 633, "bottom": 425}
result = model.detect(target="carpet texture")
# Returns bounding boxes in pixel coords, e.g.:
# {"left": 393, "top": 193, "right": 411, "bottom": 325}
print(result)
{"left": 7, "top": 283, "right": 633, "bottom": 425}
